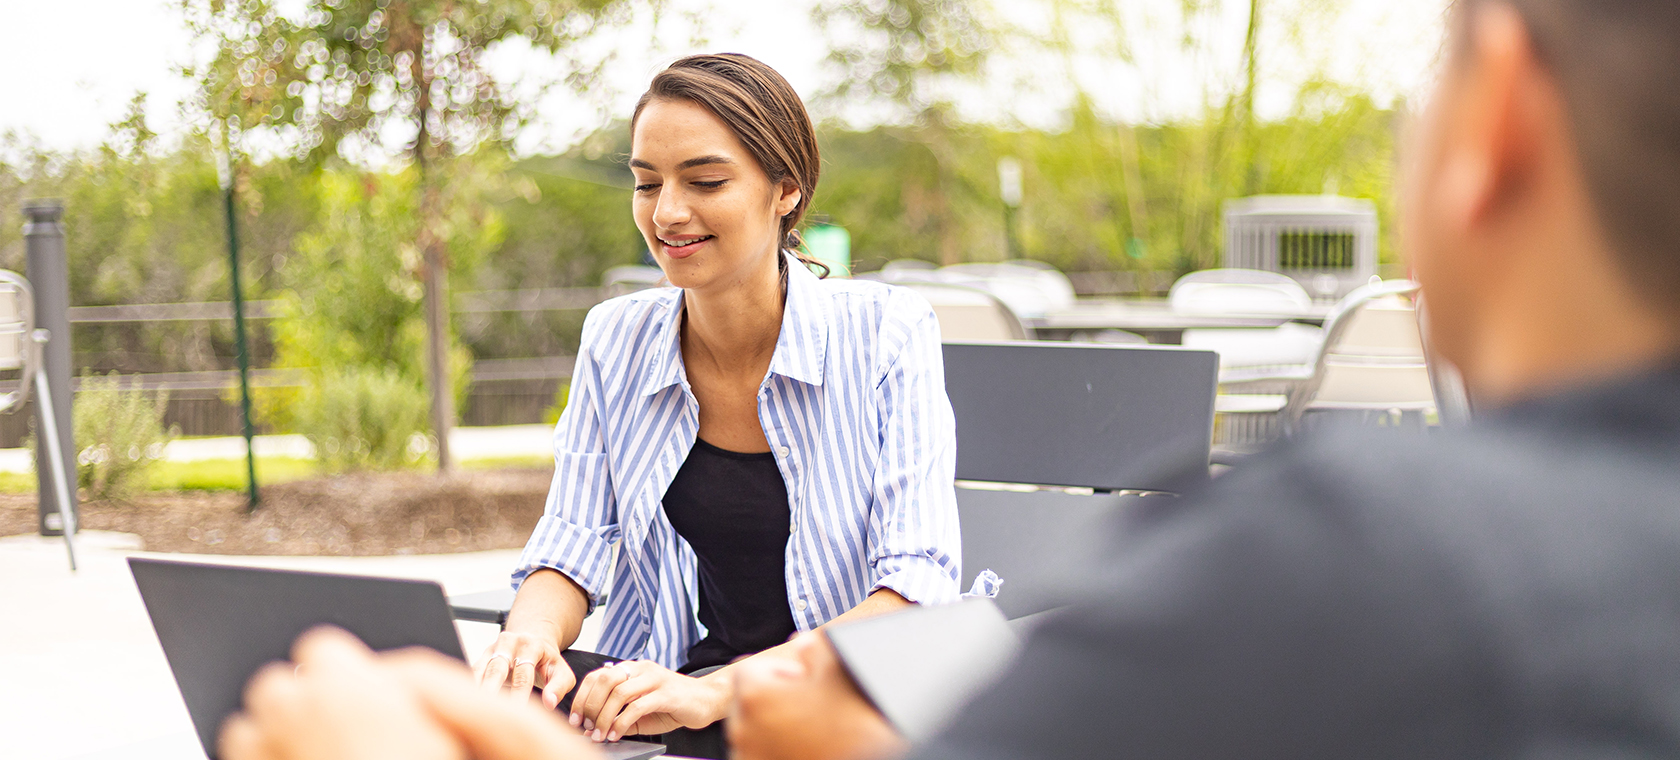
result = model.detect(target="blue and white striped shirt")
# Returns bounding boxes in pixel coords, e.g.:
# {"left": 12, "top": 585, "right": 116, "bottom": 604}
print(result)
{"left": 513, "top": 254, "right": 962, "bottom": 669}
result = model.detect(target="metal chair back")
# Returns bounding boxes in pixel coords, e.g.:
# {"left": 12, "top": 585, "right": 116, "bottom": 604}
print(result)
{"left": 1283, "top": 280, "right": 1442, "bottom": 433}
{"left": 896, "top": 282, "right": 1029, "bottom": 342}
{"left": 1169, "top": 268, "right": 1314, "bottom": 315}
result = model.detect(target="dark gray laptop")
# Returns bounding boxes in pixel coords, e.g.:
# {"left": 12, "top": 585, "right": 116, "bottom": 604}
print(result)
{"left": 129, "top": 557, "right": 663, "bottom": 760}
{"left": 942, "top": 342, "right": 1218, "bottom": 492}
{"left": 827, "top": 599, "right": 1021, "bottom": 743}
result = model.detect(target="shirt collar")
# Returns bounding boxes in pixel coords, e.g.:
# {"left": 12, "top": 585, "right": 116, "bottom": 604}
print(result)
{"left": 639, "top": 252, "right": 831, "bottom": 397}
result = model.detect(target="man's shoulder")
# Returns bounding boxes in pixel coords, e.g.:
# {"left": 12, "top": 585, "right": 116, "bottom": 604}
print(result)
{"left": 1194, "top": 421, "right": 1680, "bottom": 599}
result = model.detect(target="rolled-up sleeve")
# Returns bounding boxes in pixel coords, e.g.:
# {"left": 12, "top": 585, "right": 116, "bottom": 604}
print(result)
{"left": 511, "top": 311, "right": 619, "bottom": 612}
{"left": 867, "top": 302, "right": 962, "bottom": 606}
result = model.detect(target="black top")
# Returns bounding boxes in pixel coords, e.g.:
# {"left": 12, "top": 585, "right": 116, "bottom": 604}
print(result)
{"left": 662, "top": 438, "right": 797, "bottom": 673}
{"left": 914, "top": 360, "right": 1680, "bottom": 760}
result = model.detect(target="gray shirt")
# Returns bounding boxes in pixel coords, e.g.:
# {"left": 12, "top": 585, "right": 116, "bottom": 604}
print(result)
{"left": 917, "top": 363, "right": 1680, "bottom": 759}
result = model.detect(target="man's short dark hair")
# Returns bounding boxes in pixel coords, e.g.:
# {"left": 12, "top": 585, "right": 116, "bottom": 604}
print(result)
{"left": 1459, "top": 1, "right": 1680, "bottom": 315}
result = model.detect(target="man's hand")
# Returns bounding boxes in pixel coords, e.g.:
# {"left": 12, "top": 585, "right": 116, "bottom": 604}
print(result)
{"left": 568, "top": 659, "right": 729, "bottom": 741}
{"left": 728, "top": 632, "right": 908, "bottom": 760}
{"left": 220, "top": 626, "right": 604, "bottom": 760}
{"left": 219, "top": 627, "right": 467, "bottom": 760}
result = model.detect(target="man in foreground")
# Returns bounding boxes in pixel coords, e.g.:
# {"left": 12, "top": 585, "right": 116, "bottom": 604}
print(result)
{"left": 222, "top": 0, "right": 1680, "bottom": 758}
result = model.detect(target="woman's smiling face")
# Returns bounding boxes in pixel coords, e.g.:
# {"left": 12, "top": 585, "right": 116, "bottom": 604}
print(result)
{"left": 630, "top": 97, "right": 801, "bottom": 291}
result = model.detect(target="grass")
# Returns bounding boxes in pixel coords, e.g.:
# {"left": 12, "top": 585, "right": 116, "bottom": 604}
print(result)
{"left": 147, "top": 456, "right": 320, "bottom": 492}
{"left": 460, "top": 454, "right": 552, "bottom": 471}
{"left": 0, "top": 453, "right": 553, "bottom": 495}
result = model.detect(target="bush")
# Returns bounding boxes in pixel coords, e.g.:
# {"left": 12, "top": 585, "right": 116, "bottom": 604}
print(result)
{"left": 296, "top": 367, "right": 432, "bottom": 472}
{"left": 542, "top": 382, "right": 570, "bottom": 426}
{"left": 69, "top": 371, "right": 178, "bottom": 501}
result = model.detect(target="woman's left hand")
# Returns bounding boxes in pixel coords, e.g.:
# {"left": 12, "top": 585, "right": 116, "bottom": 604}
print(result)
{"left": 568, "top": 660, "right": 729, "bottom": 742}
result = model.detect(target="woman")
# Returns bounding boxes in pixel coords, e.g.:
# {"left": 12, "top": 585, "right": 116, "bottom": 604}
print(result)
{"left": 477, "top": 53, "right": 962, "bottom": 758}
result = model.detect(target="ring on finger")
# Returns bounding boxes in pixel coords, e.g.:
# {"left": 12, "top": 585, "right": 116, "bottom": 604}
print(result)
{"left": 514, "top": 658, "right": 537, "bottom": 668}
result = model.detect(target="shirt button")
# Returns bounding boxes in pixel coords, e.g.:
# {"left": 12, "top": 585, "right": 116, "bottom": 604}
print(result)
{"left": 795, "top": 598, "right": 808, "bottom": 612}
{"left": 776, "top": 446, "right": 790, "bottom": 457}
{"left": 789, "top": 522, "right": 798, "bottom": 534}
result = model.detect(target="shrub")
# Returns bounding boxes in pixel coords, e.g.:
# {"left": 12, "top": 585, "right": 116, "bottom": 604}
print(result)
{"left": 69, "top": 371, "right": 178, "bottom": 501}
{"left": 543, "top": 382, "right": 570, "bottom": 426}
{"left": 296, "top": 367, "right": 432, "bottom": 472}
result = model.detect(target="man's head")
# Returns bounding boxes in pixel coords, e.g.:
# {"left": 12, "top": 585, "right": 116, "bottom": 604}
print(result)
{"left": 1404, "top": 0, "right": 1680, "bottom": 403}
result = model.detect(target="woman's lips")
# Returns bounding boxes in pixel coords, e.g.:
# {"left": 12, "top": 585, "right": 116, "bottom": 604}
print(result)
{"left": 661, "top": 236, "right": 712, "bottom": 259}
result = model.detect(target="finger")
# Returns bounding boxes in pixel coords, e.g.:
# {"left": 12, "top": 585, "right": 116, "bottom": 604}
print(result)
{"left": 386, "top": 653, "right": 598, "bottom": 760}
{"left": 240, "top": 661, "right": 302, "bottom": 723}
{"left": 480, "top": 652, "right": 511, "bottom": 690}
{"left": 217, "top": 713, "right": 277, "bottom": 760}
{"left": 590, "top": 676, "right": 657, "bottom": 742}
{"left": 571, "top": 662, "right": 630, "bottom": 726}
{"left": 542, "top": 661, "right": 576, "bottom": 710}
{"left": 605, "top": 694, "right": 665, "bottom": 742}
{"left": 508, "top": 658, "right": 539, "bottom": 700}
{"left": 473, "top": 642, "right": 496, "bottom": 682}
{"left": 290, "top": 625, "right": 375, "bottom": 671}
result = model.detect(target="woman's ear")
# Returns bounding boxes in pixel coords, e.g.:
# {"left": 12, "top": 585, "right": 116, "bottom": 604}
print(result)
{"left": 776, "top": 179, "right": 802, "bottom": 218}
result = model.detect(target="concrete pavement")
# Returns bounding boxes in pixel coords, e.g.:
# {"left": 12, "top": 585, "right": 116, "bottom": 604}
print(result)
{"left": 0, "top": 529, "right": 601, "bottom": 760}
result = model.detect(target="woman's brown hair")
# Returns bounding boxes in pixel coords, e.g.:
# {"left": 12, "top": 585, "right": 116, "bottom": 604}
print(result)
{"left": 632, "top": 53, "right": 829, "bottom": 277}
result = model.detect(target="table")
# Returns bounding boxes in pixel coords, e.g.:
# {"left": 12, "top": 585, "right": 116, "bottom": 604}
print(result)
{"left": 1025, "top": 298, "right": 1332, "bottom": 344}
{"left": 449, "top": 587, "right": 516, "bottom": 627}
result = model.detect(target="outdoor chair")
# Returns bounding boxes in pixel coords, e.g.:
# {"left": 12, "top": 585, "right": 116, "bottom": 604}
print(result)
{"left": 1174, "top": 269, "right": 1325, "bottom": 451}
{"left": 1169, "top": 268, "right": 1315, "bottom": 315}
{"left": 943, "top": 342, "right": 1218, "bottom": 619}
{"left": 1279, "top": 279, "right": 1456, "bottom": 435}
{"left": 937, "top": 261, "right": 1077, "bottom": 319}
{"left": 0, "top": 270, "right": 78, "bottom": 570}
{"left": 891, "top": 281, "right": 1030, "bottom": 342}
{"left": 879, "top": 258, "right": 940, "bottom": 277}
{"left": 602, "top": 265, "right": 665, "bottom": 295}
{"left": 452, "top": 342, "right": 1222, "bottom": 626}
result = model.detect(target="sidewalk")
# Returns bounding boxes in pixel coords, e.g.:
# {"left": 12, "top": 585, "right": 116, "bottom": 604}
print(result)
{"left": 0, "top": 424, "right": 555, "bottom": 473}
{"left": 0, "top": 529, "right": 600, "bottom": 760}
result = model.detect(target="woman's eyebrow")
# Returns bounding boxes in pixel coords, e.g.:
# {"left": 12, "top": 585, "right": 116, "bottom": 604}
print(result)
{"left": 628, "top": 155, "right": 735, "bottom": 172}
{"left": 676, "top": 155, "right": 733, "bottom": 170}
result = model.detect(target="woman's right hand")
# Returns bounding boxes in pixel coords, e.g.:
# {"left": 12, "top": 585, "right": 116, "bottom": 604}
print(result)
{"left": 477, "top": 631, "right": 575, "bottom": 709}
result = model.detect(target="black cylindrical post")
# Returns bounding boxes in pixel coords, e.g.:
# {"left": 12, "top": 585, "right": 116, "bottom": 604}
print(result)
{"left": 223, "top": 182, "right": 260, "bottom": 510}
{"left": 22, "top": 200, "right": 76, "bottom": 536}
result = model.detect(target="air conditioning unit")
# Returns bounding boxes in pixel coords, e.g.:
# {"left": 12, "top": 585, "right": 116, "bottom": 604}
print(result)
{"left": 1223, "top": 195, "right": 1378, "bottom": 301}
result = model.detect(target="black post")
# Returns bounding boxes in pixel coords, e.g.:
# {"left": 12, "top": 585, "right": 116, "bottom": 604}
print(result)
{"left": 23, "top": 200, "right": 75, "bottom": 536}
{"left": 222, "top": 182, "right": 260, "bottom": 510}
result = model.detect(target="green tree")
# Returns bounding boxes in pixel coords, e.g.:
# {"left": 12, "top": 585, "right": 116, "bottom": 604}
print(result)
{"left": 179, "top": 0, "right": 642, "bottom": 470}
{"left": 812, "top": 0, "right": 997, "bottom": 265}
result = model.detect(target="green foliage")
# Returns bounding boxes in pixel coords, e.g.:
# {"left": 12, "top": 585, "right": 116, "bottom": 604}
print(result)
{"left": 179, "top": 0, "right": 643, "bottom": 164}
{"left": 71, "top": 372, "right": 179, "bottom": 501}
{"left": 295, "top": 366, "right": 431, "bottom": 472}
{"left": 259, "top": 166, "right": 487, "bottom": 460}
{"left": 813, "top": 0, "right": 995, "bottom": 119}
{"left": 543, "top": 383, "right": 571, "bottom": 426}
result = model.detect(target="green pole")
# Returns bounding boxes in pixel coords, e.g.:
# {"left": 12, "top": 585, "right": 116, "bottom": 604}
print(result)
{"left": 218, "top": 138, "right": 260, "bottom": 511}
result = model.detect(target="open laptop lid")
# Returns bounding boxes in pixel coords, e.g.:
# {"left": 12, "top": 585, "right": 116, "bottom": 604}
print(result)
{"left": 943, "top": 342, "right": 1218, "bottom": 491}
{"left": 128, "top": 557, "right": 468, "bottom": 758}
{"left": 827, "top": 599, "right": 1021, "bottom": 743}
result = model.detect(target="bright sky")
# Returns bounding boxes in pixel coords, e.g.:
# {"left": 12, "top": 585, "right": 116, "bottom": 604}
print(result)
{"left": 0, "top": 0, "right": 1450, "bottom": 158}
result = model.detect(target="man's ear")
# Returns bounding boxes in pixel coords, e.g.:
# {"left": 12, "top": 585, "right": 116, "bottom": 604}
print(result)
{"left": 1445, "top": 3, "right": 1548, "bottom": 236}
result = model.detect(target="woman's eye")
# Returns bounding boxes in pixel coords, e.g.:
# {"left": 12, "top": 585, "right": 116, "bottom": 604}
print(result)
{"left": 693, "top": 180, "right": 727, "bottom": 189}
{"left": 634, "top": 183, "right": 659, "bottom": 193}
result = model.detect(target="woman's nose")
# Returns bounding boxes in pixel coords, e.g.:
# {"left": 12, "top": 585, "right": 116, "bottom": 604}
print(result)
{"left": 652, "top": 187, "right": 690, "bottom": 229}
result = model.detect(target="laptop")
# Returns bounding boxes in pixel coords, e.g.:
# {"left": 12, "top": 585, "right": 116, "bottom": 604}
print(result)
{"left": 942, "top": 342, "right": 1219, "bottom": 492}
{"left": 128, "top": 557, "right": 664, "bottom": 760}
{"left": 826, "top": 599, "right": 1021, "bottom": 743}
